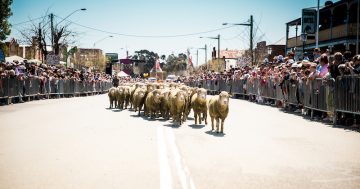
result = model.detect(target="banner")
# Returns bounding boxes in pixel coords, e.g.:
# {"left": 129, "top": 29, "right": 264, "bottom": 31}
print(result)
{"left": 120, "top": 59, "right": 133, "bottom": 75}
{"left": 46, "top": 54, "right": 60, "bottom": 65}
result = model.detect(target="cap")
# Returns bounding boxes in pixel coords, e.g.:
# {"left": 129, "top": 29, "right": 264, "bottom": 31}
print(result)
{"left": 291, "top": 63, "right": 298, "bottom": 68}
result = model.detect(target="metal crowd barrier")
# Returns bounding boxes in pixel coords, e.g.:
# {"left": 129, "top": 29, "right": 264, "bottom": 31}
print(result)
{"left": 335, "top": 76, "right": 360, "bottom": 115}
{"left": 0, "top": 77, "right": 112, "bottom": 104}
{"left": 185, "top": 76, "right": 360, "bottom": 123}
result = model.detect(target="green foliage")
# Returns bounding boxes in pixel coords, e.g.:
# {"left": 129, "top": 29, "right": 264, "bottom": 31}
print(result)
{"left": 163, "top": 53, "right": 188, "bottom": 73}
{"left": 0, "top": 0, "right": 13, "bottom": 41}
{"left": 134, "top": 49, "right": 158, "bottom": 72}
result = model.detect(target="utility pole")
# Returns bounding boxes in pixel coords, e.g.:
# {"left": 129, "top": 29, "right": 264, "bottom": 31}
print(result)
{"left": 357, "top": 0, "right": 359, "bottom": 54}
{"left": 316, "top": 0, "right": 320, "bottom": 48}
{"left": 38, "top": 23, "right": 42, "bottom": 62}
{"left": 250, "top": 15, "right": 254, "bottom": 66}
{"left": 205, "top": 44, "right": 207, "bottom": 70}
{"left": 217, "top": 34, "right": 220, "bottom": 65}
{"left": 50, "top": 13, "right": 54, "bottom": 51}
{"left": 196, "top": 49, "right": 199, "bottom": 67}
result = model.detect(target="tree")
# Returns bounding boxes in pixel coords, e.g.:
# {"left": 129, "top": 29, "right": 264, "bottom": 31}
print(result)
{"left": 163, "top": 53, "right": 188, "bottom": 74}
{"left": 0, "top": 0, "right": 12, "bottom": 41}
{"left": 19, "top": 11, "right": 77, "bottom": 62}
{"left": 19, "top": 14, "right": 49, "bottom": 61}
{"left": 134, "top": 49, "right": 158, "bottom": 73}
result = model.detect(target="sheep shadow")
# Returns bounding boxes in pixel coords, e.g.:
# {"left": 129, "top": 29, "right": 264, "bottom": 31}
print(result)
{"left": 188, "top": 124, "right": 206, "bottom": 129}
{"left": 163, "top": 123, "right": 181, "bottom": 129}
{"left": 205, "top": 130, "right": 225, "bottom": 137}
{"left": 138, "top": 115, "right": 157, "bottom": 121}
{"left": 111, "top": 109, "right": 123, "bottom": 112}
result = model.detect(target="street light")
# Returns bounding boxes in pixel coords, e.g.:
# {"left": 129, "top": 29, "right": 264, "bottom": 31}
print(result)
{"left": 300, "top": 33, "right": 308, "bottom": 59}
{"left": 200, "top": 35, "right": 219, "bottom": 71}
{"left": 189, "top": 46, "right": 207, "bottom": 67}
{"left": 93, "top": 35, "right": 113, "bottom": 47}
{"left": 57, "top": 8, "right": 87, "bottom": 26}
{"left": 197, "top": 45, "right": 207, "bottom": 68}
{"left": 50, "top": 8, "right": 86, "bottom": 50}
{"left": 222, "top": 15, "right": 254, "bottom": 65}
{"left": 92, "top": 35, "right": 113, "bottom": 71}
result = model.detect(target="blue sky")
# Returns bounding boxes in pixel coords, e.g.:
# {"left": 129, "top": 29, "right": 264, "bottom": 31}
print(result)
{"left": 8, "top": 0, "right": 328, "bottom": 64}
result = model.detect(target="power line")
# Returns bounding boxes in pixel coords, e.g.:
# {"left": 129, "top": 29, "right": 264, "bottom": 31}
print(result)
{"left": 54, "top": 15, "right": 236, "bottom": 38}
{"left": 12, "top": 15, "right": 48, "bottom": 26}
{"left": 254, "top": 20, "right": 272, "bottom": 44}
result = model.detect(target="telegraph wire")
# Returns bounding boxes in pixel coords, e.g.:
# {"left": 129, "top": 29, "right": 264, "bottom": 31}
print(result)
{"left": 54, "top": 15, "right": 236, "bottom": 38}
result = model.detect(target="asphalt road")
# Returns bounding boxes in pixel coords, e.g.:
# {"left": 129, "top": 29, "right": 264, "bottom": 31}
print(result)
{"left": 0, "top": 94, "right": 360, "bottom": 189}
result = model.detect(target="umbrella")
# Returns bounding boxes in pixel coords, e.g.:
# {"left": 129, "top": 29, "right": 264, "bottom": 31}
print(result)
{"left": 117, "top": 71, "right": 129, "bottom": 77}
{"left": 5, "top": 55, "right": 24, "bottom": 62}
{"left": 28, "top": 59, "right": 42, "bottom": 65}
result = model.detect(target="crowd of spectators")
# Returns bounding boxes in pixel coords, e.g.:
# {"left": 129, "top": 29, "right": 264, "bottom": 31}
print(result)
{"left": 0, "top": 59, "right": 113, "bottom": 103}
{"left": 0, "top": 60, "right": 112, "bottom": 82}
{"left": 178, "top": 49, "right": 359, "bottom": 125}
{"left": 182, "top": 49, "right": 360, "bottom": 85}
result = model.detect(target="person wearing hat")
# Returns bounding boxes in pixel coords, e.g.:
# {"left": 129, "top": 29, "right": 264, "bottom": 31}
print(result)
{"left": 306, "top": 63, "right": 319, "bottom": 85}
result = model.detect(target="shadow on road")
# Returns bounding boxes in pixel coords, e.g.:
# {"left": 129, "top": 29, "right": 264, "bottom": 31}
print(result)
{"left": 188, "top": 124, "right": 206, "bottom": 129}
{"left": 205, "top": 130, "right": 225, "bottom": 137}
{"left": 163, "top": 123, "right": 181, "bottom": 129}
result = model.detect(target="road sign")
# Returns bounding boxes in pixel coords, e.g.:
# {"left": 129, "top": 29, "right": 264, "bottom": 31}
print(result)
{"left": 0, "top": 48, "right": 5, "bottom": 62}
{"left": 46, "top": 54, "right": 60, "bottom": 65}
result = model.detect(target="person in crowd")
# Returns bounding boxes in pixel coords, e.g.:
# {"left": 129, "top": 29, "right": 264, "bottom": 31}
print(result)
{"left": 313, "top": 48, "right": 321, "bottom": 62}
{"left": 112, "top": 75, "right": 119, "bottom": 87}
{"left": 318, "top": 54, "right": 329, "bottom": 78}
{"left": 348, "top": 55, "right": 360, "bottom": 75}
{"left": 328, "top": 52, "right": 343, "bottom": 79}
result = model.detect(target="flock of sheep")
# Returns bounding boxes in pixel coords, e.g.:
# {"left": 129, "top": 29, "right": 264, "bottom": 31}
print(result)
{"left": 108, "top": 82, "right": 231, "bottom": 133}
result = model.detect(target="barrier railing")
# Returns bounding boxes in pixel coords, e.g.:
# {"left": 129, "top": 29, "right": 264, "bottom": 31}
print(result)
{"left": 186, "top": 76, "right": 360, "bottom": 123}
{"left": 334, "top": 76, "right": 360, "bottom": 115}
{"left": 0, "top": 77, "right": 112, "bottom": 104}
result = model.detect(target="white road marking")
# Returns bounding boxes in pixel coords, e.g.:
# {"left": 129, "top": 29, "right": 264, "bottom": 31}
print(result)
{"left": 157, "top": 126, "right": 173, "bottom": 189}
{"left": 166, "top": 127, "right": 197, "bottom": 189}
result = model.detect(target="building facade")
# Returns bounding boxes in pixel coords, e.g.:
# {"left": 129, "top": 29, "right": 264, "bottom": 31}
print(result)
{"left": 72, "top": 48, "right": 105, "bottom": 69}
{"left": 286, "top": 0, "right": 359, "bottom": 56}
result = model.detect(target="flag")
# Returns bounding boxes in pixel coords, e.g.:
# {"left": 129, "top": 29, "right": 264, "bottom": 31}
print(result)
{"left": 155, "top": 58, "right": 162, "bottom": 72}
{"left": 186, "top": 48, "right": 192, "bottom": 66}
{"left": 188, "top": 55, "right": 192, "bottom": 66}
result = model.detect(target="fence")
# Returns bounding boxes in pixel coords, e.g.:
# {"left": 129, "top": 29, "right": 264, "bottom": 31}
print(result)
{"left": 187, "top": 76, "right": 360, "bottom": 124}
{"left": 0, "top": 77, "right": 112, "bottom": 104}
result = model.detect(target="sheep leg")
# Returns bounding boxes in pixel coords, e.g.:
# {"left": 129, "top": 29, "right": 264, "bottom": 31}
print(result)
{"left": 220, "top": 118, "right": 225, "bottom": 133}
{"left": 211, "top": 116, "right": 214, "bottom": 131}
{"left": 215, "top": 117, "right": 220, "bottom": 133}
{"left": 203, "top": 111, "right": 208, "bottom": 125}
{"left": 198, "top": 112, "right": 202, "bottom": 125}
{"left": 179, "top": 113, "right": 182, "bottom": 125}
{"left": 194, "top": 113, "right": 198, "bottom": 125}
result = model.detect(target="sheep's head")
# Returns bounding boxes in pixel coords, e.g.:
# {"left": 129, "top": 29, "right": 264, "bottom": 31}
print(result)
{"left": 218, "top": 91, "right": 230, "bottom": 106}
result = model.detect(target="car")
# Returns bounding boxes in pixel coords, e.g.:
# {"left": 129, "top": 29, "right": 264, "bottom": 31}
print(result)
{"left": 166, "top": 75, "right": 176, "bottom": 82}
{"left": 148, "top": 77, "right": 157, "bottom": 82}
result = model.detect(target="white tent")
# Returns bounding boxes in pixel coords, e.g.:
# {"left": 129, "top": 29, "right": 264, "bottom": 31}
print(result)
{"left": 28, "top": 59, "right": 42, "bottom": 64}
{"left": 5, "top": 55, "right": 24, "bottom": 62}
{"left": 117, "top": 71, "right": 129, "bottom": 77}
